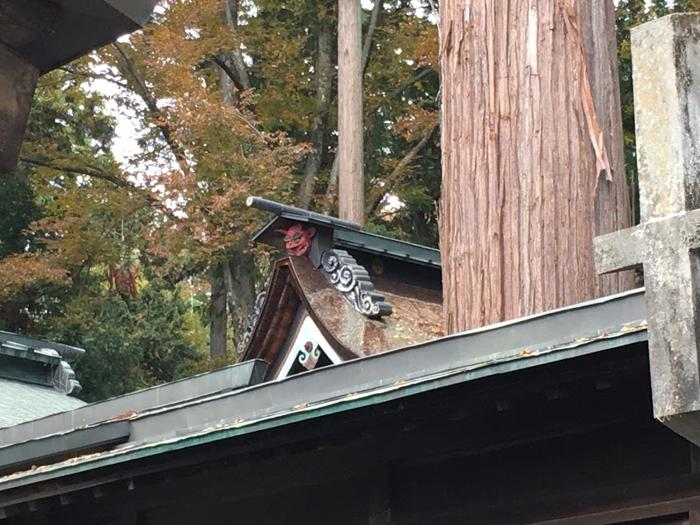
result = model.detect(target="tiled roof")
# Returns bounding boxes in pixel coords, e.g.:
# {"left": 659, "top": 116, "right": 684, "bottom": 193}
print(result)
{"left": 0, "top": 379, "right": 84, "bottom": 429}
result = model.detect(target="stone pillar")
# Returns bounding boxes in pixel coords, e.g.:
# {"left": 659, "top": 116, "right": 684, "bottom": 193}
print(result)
{"left": 632, "top": 14, "right": 700, "bottom": 220}
{"left": 0, "top": 43, "right": 38, "bottom": 173}
{"left": 594, "top": 14, "right": 700, "bottom": 445}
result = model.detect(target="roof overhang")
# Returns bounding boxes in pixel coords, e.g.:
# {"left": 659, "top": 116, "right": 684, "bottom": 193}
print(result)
{"left": 0, "top": 288, "right": 648, "bottom": 500}
{"left": 249, "top": 198, "right": 441, "bottom": 269}
{"left": 1, "top": 0, "right": 158, "bottom": 74}
{"left": 0, "top": 0, "right": 158, "bottom": 173}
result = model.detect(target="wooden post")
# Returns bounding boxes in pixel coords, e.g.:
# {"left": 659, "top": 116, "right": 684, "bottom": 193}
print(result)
{"left": 337, "top": 0, "right": 364, "bottom": 225}
{"left": 439, "top": 0, "right": 634, "bottom": 333}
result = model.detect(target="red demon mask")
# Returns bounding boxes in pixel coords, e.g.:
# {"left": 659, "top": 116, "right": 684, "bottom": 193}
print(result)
{"left": 276, "top": 224, "right": 316, "bottom": 257}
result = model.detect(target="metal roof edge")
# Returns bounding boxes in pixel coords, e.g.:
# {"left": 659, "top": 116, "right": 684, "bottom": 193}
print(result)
{"left": 0, "top": 346, "right": 59, "bottom": 366}
{"left": 0, "top": 327, "right": 647, "bottom": 497}
{"left": 0, "top": 421, "right": 130, "bottom": 476}
{"left": 0, "top": 289, "right": 648, "bottom": 494}
{"left": 0, "top": 332, "right": 85, "bottom": 361}
{"left": 0, "top": 360, "right": 267, "bottom": 448}
{"left": 333, "top": 229, "right": 441, "bottom": 268}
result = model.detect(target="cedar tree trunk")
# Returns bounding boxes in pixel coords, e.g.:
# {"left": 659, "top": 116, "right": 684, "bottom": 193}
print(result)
{"left": 337, "top": 0, "right": 365, "bottom": 224}
{"left": 439, "top": 0, "right": 634, "bottom": 333}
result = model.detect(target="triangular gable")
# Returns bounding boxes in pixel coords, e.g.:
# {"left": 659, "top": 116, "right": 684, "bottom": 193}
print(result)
{"left": 274, "top": 314, "right": 343, "bottom": 380}
{"left": 241, "top": 197, "right": 445, "bottom": 379}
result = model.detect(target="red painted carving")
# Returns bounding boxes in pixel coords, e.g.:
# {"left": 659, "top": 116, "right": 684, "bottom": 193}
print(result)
{"left": 276, "top": 224, "right": 316, "bottom": 257}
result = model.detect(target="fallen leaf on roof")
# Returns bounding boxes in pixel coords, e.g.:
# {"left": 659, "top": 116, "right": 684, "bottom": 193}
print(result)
{"left": 114, "top": 411, "right": 137, "bottom": 420}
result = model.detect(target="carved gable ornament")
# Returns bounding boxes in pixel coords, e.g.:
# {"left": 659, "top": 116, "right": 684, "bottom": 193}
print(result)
{"left": 240, "top": 196, "right": 444, "bottom": 374}
{"left": 271, "top": 218, "right": 392, "bottom": 320}
{"left": 320, "top": 249, "right": 392, "bottom": 317}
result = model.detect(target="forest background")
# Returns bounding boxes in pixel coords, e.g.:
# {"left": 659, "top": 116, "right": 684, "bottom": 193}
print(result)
{"left": 0, "top": 0, "right": 694, "bottom": 401}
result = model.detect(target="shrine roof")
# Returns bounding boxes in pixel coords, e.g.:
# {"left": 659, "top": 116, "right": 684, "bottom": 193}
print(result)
{"left": 1, "top": 0, "right": 158, "bottom": 74}
{"left": 0, "top": 332, "right": 85, "bottom": 429}
{"left": 0, "top": 379, "right": 84, "bottom": 429}
{"left": 248, "top": 197, "right": 441, "bottom": 268}
{"left": 0, "top": 288, "right": 647, "bottom": 498}
{"left": 241, "top": 257, "right": 444, "bottom": 369}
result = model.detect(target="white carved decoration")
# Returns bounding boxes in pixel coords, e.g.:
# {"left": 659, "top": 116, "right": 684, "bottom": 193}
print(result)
{"left": 276, "top": 315, "right": 342, "bottom": 380}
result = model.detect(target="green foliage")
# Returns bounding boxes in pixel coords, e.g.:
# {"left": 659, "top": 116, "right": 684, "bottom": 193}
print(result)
{"left": 46, "top": 279, "right": 206, "bottom": 402}
{"left": 0, "top": 175, "right": 37, "bottom": 259}
{"left": 0, "top": 65, "right": 210, "bottom": 400}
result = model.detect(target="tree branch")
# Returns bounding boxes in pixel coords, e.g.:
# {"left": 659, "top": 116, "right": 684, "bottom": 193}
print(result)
{"left": 112, "top": 42, "right": 192, "bottom": 176}
{"left": 57, "top": 66, "right": 131, "bottom": 90}
{"left": 362, "top": 0, "right": 382, "bottom": 75}
{"left": 20, "top": 157, "right": 131, "bottom": 187}
{"left": 20, "top": 157, "right": 175, "bottom": 220}
{"left": 365, "top": 122, "right": 439, "bottom": 217}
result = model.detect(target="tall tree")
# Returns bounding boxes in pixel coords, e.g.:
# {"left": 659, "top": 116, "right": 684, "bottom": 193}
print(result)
{"left": 440, "top": 0, "right": 634, "bottom": 333}
{"left": 337, "top": 0, "right": 365, "bottom": 224}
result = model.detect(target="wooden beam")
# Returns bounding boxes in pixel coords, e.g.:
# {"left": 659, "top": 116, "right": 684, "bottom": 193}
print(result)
{"left": 337, "top": 0, "right": 364, "bottom": 225}
{"left": 0, "top": 0, "right": 58, "bottom": 51}
{"left": 0, "top": 42, "right": 38, "bottom": 173}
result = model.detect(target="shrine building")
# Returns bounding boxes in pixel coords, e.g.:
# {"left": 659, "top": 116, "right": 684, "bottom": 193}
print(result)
{"left": 0, "top": 197, "right": 691, "bottom": 524}
{"left": 2, "top": 4, "right": 700, "bottom": 525}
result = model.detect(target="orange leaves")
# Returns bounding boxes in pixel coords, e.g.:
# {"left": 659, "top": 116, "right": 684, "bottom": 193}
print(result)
{"left": 97, "top": 1, "right": 305, "bottom": 266}
{"left": 0, "top": 254, "right": 70, "bottom": 303}
{"left": 396, "top": 107, "right": 439, "bottom": 143}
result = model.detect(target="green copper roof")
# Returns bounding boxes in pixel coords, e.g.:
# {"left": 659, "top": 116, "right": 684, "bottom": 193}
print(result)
{"left": 0, "top": 289, "right": 647, "bottom": 495}
{"left": 0, "top": 379, "right": 84, "bottom": 429}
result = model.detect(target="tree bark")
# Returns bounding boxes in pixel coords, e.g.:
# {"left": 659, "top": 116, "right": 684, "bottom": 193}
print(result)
{"left": 209, "top": 263, "right": 228, "bottom": 359}
{"left": 215, "top": 0, "right": 258, "bottom": 354}
{"left": 439, "top": 0, "right": 634, "bottom": 334}
{"left": 323, "top": 1, "right": 381, "bottom": 213}
{"left": 297, "top": 22, "right": 333, "bottom": 209}
{"left": 222, "top": 250, "right": 257, "bottom": 352}
{"left": 337, "top": 0, "right": 365, "bottom": 224}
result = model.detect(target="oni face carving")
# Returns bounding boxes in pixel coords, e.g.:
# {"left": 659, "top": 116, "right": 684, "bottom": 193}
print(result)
{"left": 277, "top": 224, "right": 316, "bottom": 257}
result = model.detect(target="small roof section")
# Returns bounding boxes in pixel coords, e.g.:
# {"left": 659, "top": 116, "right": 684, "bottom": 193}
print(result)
{"left": 0, "top": 332, "right": 86, "bottom": 429}
{"left": 1, "top": 0, "right": 158, "bottom": 73}
{"left": 0, "top": 379, "right": 84, "bottom": 428}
